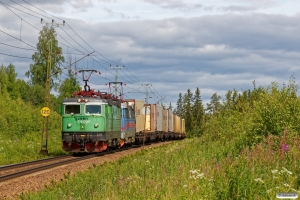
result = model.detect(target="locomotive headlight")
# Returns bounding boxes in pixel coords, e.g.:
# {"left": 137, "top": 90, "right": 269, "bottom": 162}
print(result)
{"left": 85, "top": 99, "right": 88, "bottom": 102}
{"left": 67, "top": 123, "right": 72, "bottom": 128}
{"left": 77, "top": 99, "right": 81, "bottom": 103}
{"left": 94, "top": 123, "right": 98, "bottom": 128}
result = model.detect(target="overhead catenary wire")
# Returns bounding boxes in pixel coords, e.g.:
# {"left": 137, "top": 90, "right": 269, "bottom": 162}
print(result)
{"left": 0, "top": 1, "right": 39, "bottom": 32}
{"left": 0, "top": 41, "right": 36, "bottom": 51}
{"left": 0, "top": 28, "right": 36, "bottom": 49}
{"left": 1, "top": 0, "right": 40, "bottom": 19}
{"left": 4, "top": 0, "right": 165, "bottom": 102}
{"left": 0, "top": 52, "right": 31, "bottom": 59}
{"left": 20, "top": 0, "right": 145, "bottom": 85}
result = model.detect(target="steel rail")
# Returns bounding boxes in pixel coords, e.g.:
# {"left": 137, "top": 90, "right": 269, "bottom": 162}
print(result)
{"left": 0, "top": 155, "right": 73, "bottom": 171}
{"left": 0, "top": 154, "right": 96, "bottom": 182}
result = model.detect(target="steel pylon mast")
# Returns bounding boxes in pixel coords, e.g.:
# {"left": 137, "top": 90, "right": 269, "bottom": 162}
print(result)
{"left": 110, "top": 65, "right": 124, "bottom": 96}
{"left": 141, "top": 83, "right": 152, "bottom": 103}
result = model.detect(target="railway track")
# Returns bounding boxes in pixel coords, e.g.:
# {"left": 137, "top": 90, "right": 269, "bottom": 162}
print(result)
{"left": 0, "top": 145, "right": 137, "bottom": 183}
{"left": 0, "top": 154, "right": 97, "bottom": 182}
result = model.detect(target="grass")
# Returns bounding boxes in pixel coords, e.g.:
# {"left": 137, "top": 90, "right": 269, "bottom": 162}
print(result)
{"left": 0, "top": 129, "right": 67, "bottom": 165}
{"left": 20, "top": 130, "right": 300, "bottom": 200}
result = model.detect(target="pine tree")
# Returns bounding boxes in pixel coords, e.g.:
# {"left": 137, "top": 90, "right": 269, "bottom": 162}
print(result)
{"left": 176, "top": 93, "right": 183, "bottom": 117}
{"left": 206, "top": 92, "right": 221, "bottom": 114}
{"left": 192, "top": 87, "right": 204, "bottom": 134}
{"left": 183, "top": 89, "right": 193, "bottom": 131}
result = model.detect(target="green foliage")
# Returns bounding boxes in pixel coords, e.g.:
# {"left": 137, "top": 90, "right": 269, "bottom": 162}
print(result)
{"left": 26, "top": 25, "right": 64, "bottom": 90}
{"left": 57, "top": 68, "right": 81, "bottom": 101}
{"left": 0, "top": 64, "right": 8, "bottom": 96}
{"left": 5, "top": 64, "right": 19, "bottom": 100}
{"left": 0, "top": 95, "right": 66, "bottom": 165}
{"left": 183, "top": 89, "right": 193, "bottom": 131}
{"left": 206, "top": 92, "right": 222, "bottom": 114}
{"left": 250, "top": 79, "right": 300, "bottom": 144}
{"left": 176, "top": 88, "right": 205, "bottom": 135}
{"left": 175, "top": 92, "right": 183, "bottom": 116}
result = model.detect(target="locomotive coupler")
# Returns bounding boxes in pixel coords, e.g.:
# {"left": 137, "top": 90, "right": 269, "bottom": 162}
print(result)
{"left": 80, "top": 139, "right": 85, "bottom": 151}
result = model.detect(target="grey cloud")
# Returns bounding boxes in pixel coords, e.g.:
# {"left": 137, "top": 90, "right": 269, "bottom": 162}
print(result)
{"left": 219, "top": 5, "right": 258, "bottom": 12}
{"left": 102, "top": 7, "right": 134, "bottom": 20}
{"left": 70, "top": 0, "right": 94, "bottom": 12}
{"left": 143, "top": 0, "right": 202, "bottom": 11}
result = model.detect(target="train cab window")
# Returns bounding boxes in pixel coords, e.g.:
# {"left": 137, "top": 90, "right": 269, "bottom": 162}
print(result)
{"left": 85, "top": 105, "right": 101, "bottom": 114}
{"left": 65, "top": 105, "right": 80, "bottom": 114}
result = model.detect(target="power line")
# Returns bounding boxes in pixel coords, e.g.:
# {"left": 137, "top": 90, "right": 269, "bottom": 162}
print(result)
{"left": 22, "top": 0, "right": 63, "bottom": 21}
{"left": 0, "top": 0, "right": 40, "bottom": 19}
{"left": 0, "top": 1, "right": 39, "bottom": 32}
{"left": 0, "top": 41, "right": 36, "bottom": 51}
{"left": 0, "top": 28, "right": 36, "bottom": 49}
{"left": 18, "top": 0, "right": 161, "bottom": 101}
{"left": 12, "top": 0, "right": 52, "bottom": 21}
{"left": 0, "top": 52, "right": 31, "bottom": 59}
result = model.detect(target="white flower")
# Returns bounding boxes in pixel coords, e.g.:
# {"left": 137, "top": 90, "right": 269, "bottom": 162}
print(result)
{"left": 197, "top": 173, "right": 204, "bottom": 179}
{"left": 189, "top": 169, "right": 204, "bottom": 179}
{"left": 254, "top": 178, "right": 264, "bottom": 183}
{"left": 282, "top": 167, "right": 292, "bottom": 175}
{"left": 271, "top": 169, "right": 278, "bottom": 174}
{"left": 183, "top": 184, "right": 187, "bottom": 188}
{"left": 283, "top": 183, "right": 290, "bottom": 187}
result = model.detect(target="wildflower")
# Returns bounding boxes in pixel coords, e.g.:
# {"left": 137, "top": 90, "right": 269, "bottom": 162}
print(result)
{"left": 282, "top": 167, "right": 292, "bottom": 175}
{"left": 280, "top": 143, "right": 289, "bottom": 152}
{"left": 189, "top": 169, "right": 204, "bottom": 179}
{"left": 267, "top": 189, "right": 272, "bottom": 193}
{"left": 196, "top": 173, "right": 204, "bottom": 179}
{"left": 183, "top": 184, "right": 187, "bottom": 188}
{"left": 189, "top": 169, "right": 200, "bottom": 174}
{"left": 271, "top": 169, "right": 278, "bottom": 174}
{"left": 254, "top": 178, "right": 264, "bottom": 183}
{"left": 283, "top": 183, "right": 290, "bottom": 187}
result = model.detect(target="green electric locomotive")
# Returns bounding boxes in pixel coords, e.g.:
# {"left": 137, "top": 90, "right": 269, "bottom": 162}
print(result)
{"left": 60, "top": 96, "right": 123, "bottom": 152}
{"left": 59, "top": 69, "right": 131, "bottom": 153}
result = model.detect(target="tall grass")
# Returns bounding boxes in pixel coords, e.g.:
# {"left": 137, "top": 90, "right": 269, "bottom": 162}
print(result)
{"left": 20, "top": 131, "right": 300, "bottom": 200}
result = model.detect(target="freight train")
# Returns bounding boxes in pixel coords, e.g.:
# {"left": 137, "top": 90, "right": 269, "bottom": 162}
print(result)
{"left": 58, "top": 70, "right": 186, "bottom": 153}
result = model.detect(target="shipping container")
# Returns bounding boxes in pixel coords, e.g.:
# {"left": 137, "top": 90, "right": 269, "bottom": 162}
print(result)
{"left": 156, "top": 104, "right": 163, "bottom": 131}
{"left": 168, "top": 109, "right": 173, "bottom": 132}
{"left": 173, "top": 115, "right": 181, "bottom": 133}
{"left": 162, "top": 109, "right": 168, "bottom": 132}
{"left": 144, "top": 104, "right": 157, "bottom": 133}
{"left": 127, "top": 99, "right": 145, "bottom": 133}
{"left": 181, "top": 118, "right": 186, "bottom": 134}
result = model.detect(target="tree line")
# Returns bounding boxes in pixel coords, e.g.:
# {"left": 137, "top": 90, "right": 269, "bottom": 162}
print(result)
{"left": 174, "top": 77, "right": 300, "bottom": 141}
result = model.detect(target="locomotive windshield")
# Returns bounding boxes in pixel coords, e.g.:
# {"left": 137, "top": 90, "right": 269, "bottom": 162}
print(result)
{"left": 85, "top": 105, "right": 101, "bottom": 114}
{"left": 65, "top": 105, "right": 80, "bottom": 114}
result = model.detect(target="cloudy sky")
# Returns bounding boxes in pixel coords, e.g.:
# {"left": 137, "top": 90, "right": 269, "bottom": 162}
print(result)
{"left": 0, "top": 0, "right": 300, "bottom": 108}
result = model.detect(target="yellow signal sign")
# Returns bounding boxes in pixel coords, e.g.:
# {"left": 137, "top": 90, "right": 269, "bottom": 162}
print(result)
{"left": 41, "top": 107, "right": 50, "bottom": 116}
